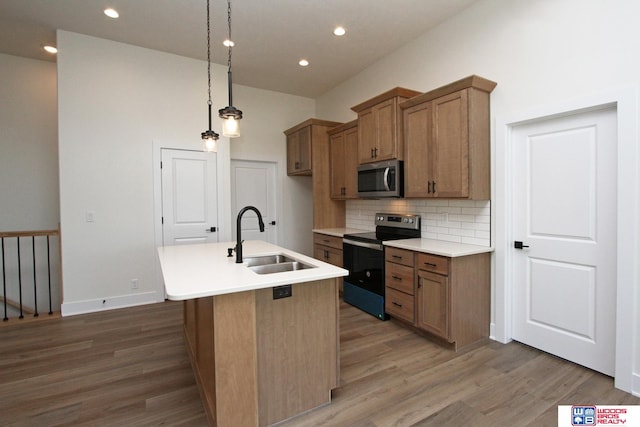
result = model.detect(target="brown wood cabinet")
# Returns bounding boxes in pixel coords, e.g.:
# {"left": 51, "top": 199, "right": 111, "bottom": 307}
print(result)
{"left": 183, "top": 278, "right": 340, "bottom": 426}
{"left": 401, "top": 75, "right": 496, "bottom": 199}
{"left": 384, "top": 246, "right": 491, "bottom": 351}
{"left": 384, "top": 247, "right": 415, "bottom": 323}
{"left": 284, "top": 119, "right": 345, "bottom": 228}
{"left": 328, "top": 120, "right": 359, "bottom": 199}
{"left": 313, "top": 233, "right": 343, "bottom": 267}
{"left": 351, "top": 87, "right": 421, "bottom": 164}
{"left": 286, "top": 125, "right": 312, "bottom": 175}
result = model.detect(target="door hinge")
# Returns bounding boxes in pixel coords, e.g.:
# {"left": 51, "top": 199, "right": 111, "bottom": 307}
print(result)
{"left": 161, "top": 217, "right": 164, "bottom": 224}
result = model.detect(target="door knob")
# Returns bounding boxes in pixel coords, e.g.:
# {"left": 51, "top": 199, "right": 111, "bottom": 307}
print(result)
{"left": 514, "top": 241, "right": 529, "bottom": 249}
{"left": 270, "top": 221, "right": 276, "bottom": 225}
{"left": 206, "top": 227, "right": 217, "bottom": 233}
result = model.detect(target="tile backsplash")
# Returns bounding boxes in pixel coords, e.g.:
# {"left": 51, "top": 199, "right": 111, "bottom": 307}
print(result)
{"left": 346, "top": 199, "right": 491, "bottom": 247}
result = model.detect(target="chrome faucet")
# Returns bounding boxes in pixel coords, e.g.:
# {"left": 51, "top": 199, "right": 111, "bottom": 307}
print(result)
{"left": 235, "top": 206, "right": 265, "bottom": 263}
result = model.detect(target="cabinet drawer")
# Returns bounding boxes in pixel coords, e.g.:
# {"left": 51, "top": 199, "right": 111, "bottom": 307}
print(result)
{"left": 416, "top": 253, "right": 449, "bottom": 275}
{"left": 385, "top": 247, "right": 414, "bottom": 267}
{"left": 385, "top": 262, "right": 414, "bottom": 295}
{"left": 385, "top": 288, "right": 414, "bottom": 323}
{"left": 313, "top": 233, "right": 343, "bottom": 250}
{"left": 313, "top": 245, "right": 343, "bottom": 267}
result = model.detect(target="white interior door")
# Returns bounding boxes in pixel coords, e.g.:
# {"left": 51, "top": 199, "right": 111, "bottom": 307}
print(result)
{"left": 511, "top": 106, "right": 617, "bottom": 376}
{"left": 230, "top": 160, "right": 277, "bottom": 244}
{"left": 161, "top": 149, "right": 218, "bottom": 245}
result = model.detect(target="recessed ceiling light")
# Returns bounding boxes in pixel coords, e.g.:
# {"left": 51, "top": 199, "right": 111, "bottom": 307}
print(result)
{"left": 104, "top": 8, "right": 119, "bottom": 19}
{"left": 298, "top": 59, "right": 309, "bottom": 67}
{"left": 43, "top": 45, "right": 58, "bottom": 54}
{"left": 223, "top": 39, "right": 234, "bottom": 47}
{"left": 333, "top": 26, "right": 346, "bottom": 36}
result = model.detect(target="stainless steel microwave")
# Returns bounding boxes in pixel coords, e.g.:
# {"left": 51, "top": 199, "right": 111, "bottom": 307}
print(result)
{"left": 357, "top": 160, "right": 404, "bottom": 198}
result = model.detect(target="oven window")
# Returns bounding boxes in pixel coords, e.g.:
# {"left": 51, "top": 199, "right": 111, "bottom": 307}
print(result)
{"left": 343, "top": 242, "right": 384, "bottom": 295}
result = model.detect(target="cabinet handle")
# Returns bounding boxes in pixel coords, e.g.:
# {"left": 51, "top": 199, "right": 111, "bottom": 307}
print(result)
{"left": 392, "top": 301, "right": 403, "bottom": 308}
{"left": 391, "top": 275, "right": 402, "bottom": 281}
{"left": 392, "top": 255, "right": 402, "bottom": 260}
{"left": 370, "top": 148, "right": 374, "bottom": 158}
{"left": 374, "top": 147, "right": 378, "bottom": 157}
{"left": 433, "top": 181, "right": 436, "bottom": 193}
{"left": 324, "top": 249, "right": 329, "bottom": 259}
{"left": 423, "top": 262, "right": 437, "bottom": 267}
{"left": 427, "top": 181, "right": 432, "bottom": 193}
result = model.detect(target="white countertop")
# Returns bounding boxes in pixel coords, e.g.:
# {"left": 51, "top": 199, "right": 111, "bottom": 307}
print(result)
{"left": 157, "top": 240, "right": 348, "bottom": 300}
{"left": 312, "top": 227, "right": 369, "bottom": 237}
{"left": 384, "top": 238, "right": 493, "bottom": 257}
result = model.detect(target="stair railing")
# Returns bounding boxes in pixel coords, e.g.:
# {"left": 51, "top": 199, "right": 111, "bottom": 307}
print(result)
{"left": 0, "top": 229, "right": 61, "bottom": 322}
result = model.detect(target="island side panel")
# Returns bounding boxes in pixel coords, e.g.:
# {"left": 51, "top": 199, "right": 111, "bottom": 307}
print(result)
{"left": 213, "top": 291, "right": 259, "bottom": 426}
{"left": 255, "top": 279, "right": 339, "bottom": 426}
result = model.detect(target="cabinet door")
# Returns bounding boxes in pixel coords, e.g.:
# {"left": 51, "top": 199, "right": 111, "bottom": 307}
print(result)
{"left": 287, "top": 127, "right": 312, "bottom": 175}
{"left": 358, "top": 108, "right": 376, "bottom": 163}
{"left": 343, "top": 126, "right": 359, "bottom": 198}
{"left": 286, "top": 132, "right": 298, "bottom": 175}
{"left": 374, "top": 98, "right": 397, "bottom": 161}
{"left": 403, "top": 101, "right": 433, "bottom": 197}
{"left": 296, "top": 126, "right": 312, "bottom": 173}
{"left": 416, "top": 270, "right": 450, "bottom": 340}
{"left": 432, "top": 89, "right": 469, "bottom": 197}
{"left": 329, "top": 132, "right": 346, "bottom": 199}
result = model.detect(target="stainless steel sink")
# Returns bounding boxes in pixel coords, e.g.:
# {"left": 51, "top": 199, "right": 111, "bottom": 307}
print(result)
{"left": 244, "top": 254, "right": 316, "bottom": 274}
{"left": 244, "top": 254, "right": 296, "bottom": 267}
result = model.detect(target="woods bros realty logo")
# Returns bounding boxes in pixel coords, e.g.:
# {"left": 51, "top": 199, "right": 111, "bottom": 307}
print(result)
{"left": 558, "top": 405, "right": 640, "bottom": 426}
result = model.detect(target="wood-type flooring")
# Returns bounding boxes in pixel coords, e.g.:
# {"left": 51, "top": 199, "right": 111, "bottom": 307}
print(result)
{"left": 1, "top": 299, "right": 637, "bottom": 426}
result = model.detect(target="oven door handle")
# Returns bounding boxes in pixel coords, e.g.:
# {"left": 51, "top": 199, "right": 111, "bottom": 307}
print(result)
{"left": 343, "top": 238, "right": 383, "bottom": 251}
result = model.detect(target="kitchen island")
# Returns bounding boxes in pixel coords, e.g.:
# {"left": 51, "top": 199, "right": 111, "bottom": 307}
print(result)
{"left": 157, "top": 240, "right": 348, "bottom": 427}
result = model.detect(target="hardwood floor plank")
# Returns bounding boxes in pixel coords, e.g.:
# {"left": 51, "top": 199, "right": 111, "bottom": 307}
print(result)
{"left": 0, "top": 299, "right": 637, "bottom": 426}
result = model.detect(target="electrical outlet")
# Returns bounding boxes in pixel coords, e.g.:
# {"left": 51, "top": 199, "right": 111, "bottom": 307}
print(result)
{"left": 131, "top": 279, "right": 139, "bottom": 290}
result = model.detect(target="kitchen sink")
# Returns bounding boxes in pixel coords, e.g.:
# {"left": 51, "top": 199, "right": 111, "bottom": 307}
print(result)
{"left": 244, "top": 254, "right": 296, "bottom": 267}
{"left": 244, "top": 254, "right": 316, "bottom": 274}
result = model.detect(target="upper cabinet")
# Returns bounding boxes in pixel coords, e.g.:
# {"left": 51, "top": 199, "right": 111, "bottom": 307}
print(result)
{"left": 351, "top": 87, "right": 422, "bottom": 165}
{"left": 328, "top": 120, "right": 359, "bottom": 200}
{"left": 285, "top": 124, "right": 312, "bottom": 175}
{"left": 285, "top": 119, "right": 341, "bottom": 176}
{"left": 401, "top": 75, "right": 496, "bottom": 199}
{"left": 284, "top": 118, "right": 345, "bottom": 229}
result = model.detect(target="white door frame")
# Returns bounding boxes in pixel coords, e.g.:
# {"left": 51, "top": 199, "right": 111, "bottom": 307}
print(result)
{"left": 494, "top": 86, "right": 639, "bottom": 395}
{"left": 152, "top": 139, "right": 232, "bottom": 298}
{"left": 230, "top": 159, "right": 279, "bottom": 245}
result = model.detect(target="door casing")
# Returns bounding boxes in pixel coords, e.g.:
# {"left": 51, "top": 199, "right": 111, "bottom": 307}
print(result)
{"left": 494, "top": 86, "right": 639, "bottom": 394}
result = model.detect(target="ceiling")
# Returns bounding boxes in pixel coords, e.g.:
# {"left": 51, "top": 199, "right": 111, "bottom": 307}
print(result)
{"left": 0, "top": 0, "right": 478, "bottom": 98}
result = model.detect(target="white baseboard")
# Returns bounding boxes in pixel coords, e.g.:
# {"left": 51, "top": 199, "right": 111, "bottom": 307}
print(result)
{"left": 61, "top": 291, "right": 163, "bottom": 316}
{"left": 633, "top": 373, "right": 640, "bottom": 398}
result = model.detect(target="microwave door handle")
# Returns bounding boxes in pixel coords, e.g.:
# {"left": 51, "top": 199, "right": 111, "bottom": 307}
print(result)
{"left": 383, "top": 167, "right": 391, "bottom": 191}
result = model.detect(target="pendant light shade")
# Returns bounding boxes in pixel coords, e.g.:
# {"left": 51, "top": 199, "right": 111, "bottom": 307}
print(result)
{"left": 219, "top": 0, "right": 242, "bottom": 138}
{"left": 201, "top": 0, "right": 219, "bottom": 152}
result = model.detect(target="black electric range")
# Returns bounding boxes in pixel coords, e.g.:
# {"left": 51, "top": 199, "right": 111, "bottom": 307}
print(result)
{"left": 342, "top": 213, "right": 421, "bottom": 320}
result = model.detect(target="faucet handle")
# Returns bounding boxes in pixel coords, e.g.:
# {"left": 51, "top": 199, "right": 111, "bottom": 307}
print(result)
{"left": 227, "top": 247, "right": 233, "bottom": 257}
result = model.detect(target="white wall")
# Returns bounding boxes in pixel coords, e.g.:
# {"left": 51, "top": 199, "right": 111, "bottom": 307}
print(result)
{"left": 316, "top": 0, "right": 640, "bottom": 394}
{"left": 57, "top": 31, "right": 315, "bottom": 314}
{"left": 229, "top": 85, "right": 315, "bottom": 254}
{"left": 0, "top": 54, "right": 59, "bottom": 232}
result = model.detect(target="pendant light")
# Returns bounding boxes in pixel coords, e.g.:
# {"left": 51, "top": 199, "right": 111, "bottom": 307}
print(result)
{"left": 218, "top": 0, "right": 243, "bottom": 138}
{"left": 201, "top": 0, "right": 220, "bottom": 152}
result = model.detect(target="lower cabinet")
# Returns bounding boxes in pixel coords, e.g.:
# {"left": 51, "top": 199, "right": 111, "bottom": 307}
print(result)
{"left": 313, "top": 233, "right": 344, "bottom": 294}
{"left": 384, "top": 247, "right": 490, "bottom": 351}
{"left": 313, "top": 233, "right": 343, "bottom": 267}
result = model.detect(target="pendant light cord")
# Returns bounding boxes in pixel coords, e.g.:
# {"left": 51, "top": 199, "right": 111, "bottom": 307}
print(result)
{"left": 206, "top": 0, "right": 212, "bottom": 109}
{"left": 226, "top": 0, "right": 233, "bottom": 106}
